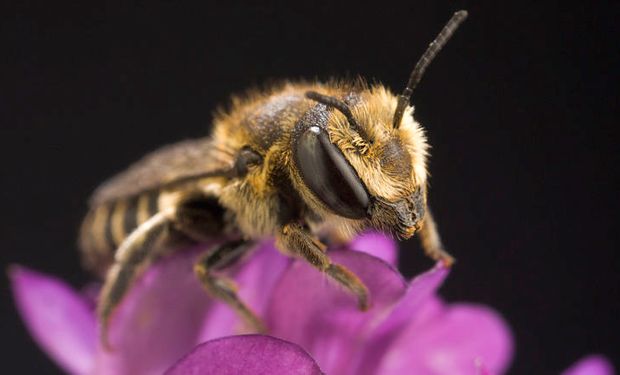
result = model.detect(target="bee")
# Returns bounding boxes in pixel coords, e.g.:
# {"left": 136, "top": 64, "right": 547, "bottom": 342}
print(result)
{"left": 79, "top": 11, "right": 468, "bottom": 345}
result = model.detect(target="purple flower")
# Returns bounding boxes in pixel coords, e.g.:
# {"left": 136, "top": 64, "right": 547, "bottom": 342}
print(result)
{"left": 10, "top": 233, "right": 614, "bottom": 374}
{"left": 562, "top": 355, "right": 616, "bottom": 375}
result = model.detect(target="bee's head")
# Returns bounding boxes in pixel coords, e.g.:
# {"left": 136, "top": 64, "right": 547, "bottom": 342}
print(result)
{"left": 291, "top": 87, "right": 428, "bottom": 239}
{"left": 290, "top": 10, "right": 467, "bottom": 239}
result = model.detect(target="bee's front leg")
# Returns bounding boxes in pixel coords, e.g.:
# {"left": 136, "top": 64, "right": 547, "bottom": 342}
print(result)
{"left": 275, "top": 223, "right": 369, "bottom": 310}
{"left": 418, "top": 209, "right": 455, "bottom": 267}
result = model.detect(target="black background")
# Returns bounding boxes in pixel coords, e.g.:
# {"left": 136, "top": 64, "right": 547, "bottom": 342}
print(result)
{"left": 2, "top": 1, "right": 618, "bottom": 374}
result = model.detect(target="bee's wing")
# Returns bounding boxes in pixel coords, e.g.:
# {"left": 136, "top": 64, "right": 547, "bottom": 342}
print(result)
{"left": 90, "top": 137, "right": 234, "bottom": 205}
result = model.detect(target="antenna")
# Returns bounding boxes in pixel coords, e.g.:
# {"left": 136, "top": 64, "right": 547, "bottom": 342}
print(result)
{"left": 393, "top": 10, "right": 468, "bottom": 129}
{"left": 305, "top": 91, "right": 365, "bottom": 136}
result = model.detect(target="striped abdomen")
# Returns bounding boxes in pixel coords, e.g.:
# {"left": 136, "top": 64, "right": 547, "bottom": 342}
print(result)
{"left": 79, "top": 190, "right": 160, "bottom": 276}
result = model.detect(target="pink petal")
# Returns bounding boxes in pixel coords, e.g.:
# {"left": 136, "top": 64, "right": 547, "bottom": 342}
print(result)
{"left": 96, "top": 241, "right": 290, "bottom": 374}
{"left": 267, "top": 249, "right": 407, "bottom": 375}
{"left": 358, "top": 262, "right": 449, "bottom": 373}
{"left": 349, "top": 231, "right": 398, "bottom": 266}
{"left": 562, "top": 355, "right": 615, "bottom": 375}
{"left": 165, "top": 335, "right": 324, "bottom": 375}
{"left": 474, "top": 359, "right": 492, "bottom": 375}
{"left": 375, "top": 262, "right": 449, "bottom": 336}
{"left": 376, "top": 302, "right": 514, "bottom": 375}
{"left": 95, "top": 246, "right": 215, "bottom": 375}
{"left": 10, "top": 265, "right": 97, "bottom": 375}
{"left": 197, "top": 240, "right": 290, "bottom": 341}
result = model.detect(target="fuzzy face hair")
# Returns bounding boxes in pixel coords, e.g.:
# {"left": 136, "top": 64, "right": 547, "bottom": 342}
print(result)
{"left": 284, "top": 84, "right": 430, "bottom": 240}
{"left": 329, "top": 85, "right": 428, "bottom": 201}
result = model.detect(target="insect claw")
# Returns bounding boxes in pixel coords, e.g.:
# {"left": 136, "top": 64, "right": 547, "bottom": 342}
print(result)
{"left": 440, "top": 254, "right": 456, "bottom": 268}
{"left": 100, "top": 322, "right": 115, "bottom": 352}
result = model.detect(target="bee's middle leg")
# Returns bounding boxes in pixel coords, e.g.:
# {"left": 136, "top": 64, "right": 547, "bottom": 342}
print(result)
{"left": 276, "top": 223, "right": 370, "bottom": 310}
{"left": 193, "top": 241, "right": 265, "bottom": 332}
{"left": 173, "top": 201, "right": 265, "bottom": 332}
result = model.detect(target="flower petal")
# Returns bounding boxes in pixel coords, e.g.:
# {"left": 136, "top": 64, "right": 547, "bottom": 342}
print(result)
{"left": 562, "top": 355, "right": 615, "bottom": 375}
{"left": 357, "top": 262, "right": 449, "bottom": 373}
{"left": 267, "top": 249, "right": 407, "bottom": 375}
{"left": 349, "top": 231, "right": 398, "bottom": 266}
{"left": 10, "top": 265, "right": 97, "bottom": 375}
{"left": 96, "top": 241, "right": 290, "bottom": 374}
{"left": 374, "top": 262, "right": 449, "bottom": 336}
{"left": 165, "top": 335, "right": 324, "bottom": 375}
{"left": 376, "top": 301, "right": 514, "bottom": 375}
{"left": 95, "top": 246, "right": 215, "bottom": 375}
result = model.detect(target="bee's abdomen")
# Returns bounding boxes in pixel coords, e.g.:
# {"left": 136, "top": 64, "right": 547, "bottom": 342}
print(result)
{"left": 79, "top": 191, "right": 160, "bottom": 276}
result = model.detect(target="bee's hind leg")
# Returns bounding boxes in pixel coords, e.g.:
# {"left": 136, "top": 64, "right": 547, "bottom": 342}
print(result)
{"left": 98, "top": 209, "right": 175, "bottom": 349}
{"left": 276, "top": 223, "right": 370, "bottom": 310}
{"left": 193, "top": 240, "right": 265, "bottom": 332}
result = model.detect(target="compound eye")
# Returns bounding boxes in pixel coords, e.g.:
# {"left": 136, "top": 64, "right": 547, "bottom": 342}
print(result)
{"left": 295, "top": 126, "right": 370, "bottom": 219}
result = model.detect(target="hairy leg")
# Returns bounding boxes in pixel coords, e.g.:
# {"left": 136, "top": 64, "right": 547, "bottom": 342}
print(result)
{"left": 172, "top": 197, "right": 265, "bottom": 332}
{"left": 418, "top": 209, "right": 455, "bottom": 266}
{"left": 193, "top": 240, "right": 265, "bottom": 332}
{"left": 98, "top": 209, "right": 174, "bottom": 348}
{"left": 275, "top": 223, "right": 369, "bottom": 310}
